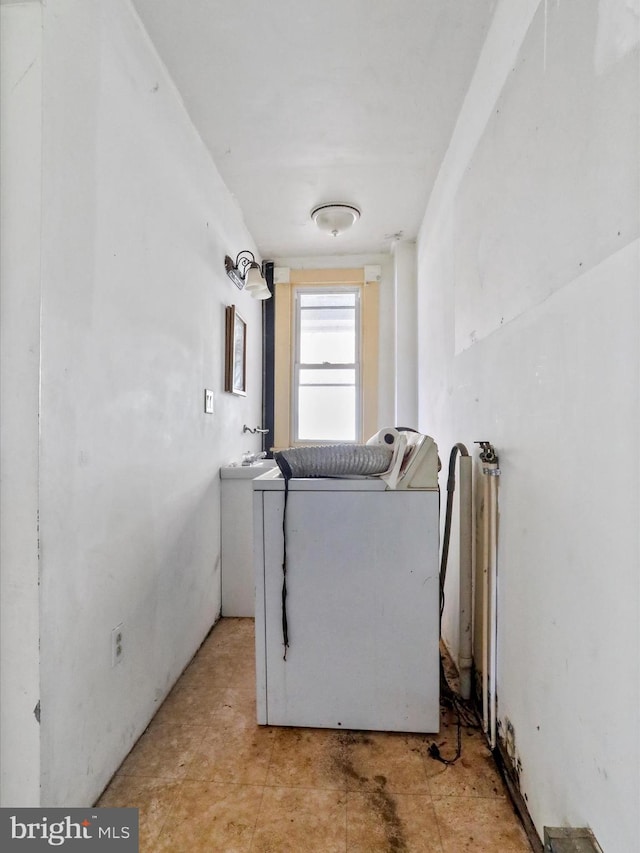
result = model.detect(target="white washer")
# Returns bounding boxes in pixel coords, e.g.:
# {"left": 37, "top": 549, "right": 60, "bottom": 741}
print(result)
{"left": 253, "top": 469, "right": 440, "bottom": 733}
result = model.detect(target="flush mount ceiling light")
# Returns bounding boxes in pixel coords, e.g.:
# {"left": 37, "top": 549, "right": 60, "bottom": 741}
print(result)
{"left": 310, "top": 203, "right": 361, "bottom": 237}
{"left": 224, "top": 250, "right": 271, "bottom": 299}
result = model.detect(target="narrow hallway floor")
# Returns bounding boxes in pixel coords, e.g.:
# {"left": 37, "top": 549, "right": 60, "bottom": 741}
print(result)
{"left": 99, "top": 617, "right": 532, "bottom": 852}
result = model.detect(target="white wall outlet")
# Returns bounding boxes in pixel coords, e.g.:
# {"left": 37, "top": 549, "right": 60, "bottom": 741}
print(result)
{"left": 204, "top": 389, "right": 214, "bottom": 414}
{"left": 111, "top": 624, "right": 124, "bottom": 667}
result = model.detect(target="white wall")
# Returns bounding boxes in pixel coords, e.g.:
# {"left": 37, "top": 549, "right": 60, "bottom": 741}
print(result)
{"left": 417, "top": 1, "right": 639, "bottom": 850}
{"left": 392, "top": 240, "right": 418, "bottom": 428}
{"left": 1, "top": 0, "right": 265, "bottom": 807}
{"left": 0, "top": 0, "right": 43, "bottom": 807}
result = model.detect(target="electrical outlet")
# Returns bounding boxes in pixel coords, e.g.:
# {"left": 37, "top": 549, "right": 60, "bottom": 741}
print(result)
{"left": 111, "top": 624, "right": 124, "bottom": 667}
{"left": 204, "top": 389, "right": 214, "bottom": 414}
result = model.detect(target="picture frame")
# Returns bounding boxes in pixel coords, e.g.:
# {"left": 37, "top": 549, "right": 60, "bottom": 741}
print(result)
{"left": 225, "top": 304, "right": 247, "bottom": 395}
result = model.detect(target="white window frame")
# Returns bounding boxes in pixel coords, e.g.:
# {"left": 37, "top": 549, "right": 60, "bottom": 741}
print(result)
{"left": 292, "top": 286, "right": 362, "bottom": 444}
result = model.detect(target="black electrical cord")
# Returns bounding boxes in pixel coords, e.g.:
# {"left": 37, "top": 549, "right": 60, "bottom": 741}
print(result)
{"left": 274, "top": 452, "right": 293, "bottom": 661}
{"left": 281, "top": 474, "right": 290, "bottom": 660}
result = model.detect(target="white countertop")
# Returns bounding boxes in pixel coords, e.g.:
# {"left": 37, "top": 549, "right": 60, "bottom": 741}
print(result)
{"left": 220, "top": 460, "right": 277, "bottom": 479}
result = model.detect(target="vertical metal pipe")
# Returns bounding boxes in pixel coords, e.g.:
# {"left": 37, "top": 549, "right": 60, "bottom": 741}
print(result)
{"left": 458, "top": 455, "right": 473, "bottom": 701}
{"left": 481, "top": 467, "right": 490, "bottom": 734}
{"left": 487, "top": 461, "right": 499, "bottom": 749}
{"left": 476, "top": 441, "right": 499, "bottom": 745}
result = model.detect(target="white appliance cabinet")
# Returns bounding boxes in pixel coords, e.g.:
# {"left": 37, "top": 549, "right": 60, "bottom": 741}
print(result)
{"left": 253, "top": 470, "right": 440, "bottom": 733}
{"left": 220, "top": 461, "right": 276, "bottom": 616}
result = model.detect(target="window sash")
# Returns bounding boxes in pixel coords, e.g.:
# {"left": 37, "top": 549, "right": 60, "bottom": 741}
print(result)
{"left": 292, "top": 287, "right": 362, "bottom": 444}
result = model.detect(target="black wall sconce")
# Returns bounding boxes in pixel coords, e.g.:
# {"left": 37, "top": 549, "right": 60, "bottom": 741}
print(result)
{"left": 224, "top": 250, "right": 271, "bottom": 300}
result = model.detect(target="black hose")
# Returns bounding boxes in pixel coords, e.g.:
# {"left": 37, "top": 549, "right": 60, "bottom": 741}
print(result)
{"left": 429, "top": 442, "right": 478, "bottom": 767}
{"left": 439, "top": 443, "right": 469, "bottom": 621}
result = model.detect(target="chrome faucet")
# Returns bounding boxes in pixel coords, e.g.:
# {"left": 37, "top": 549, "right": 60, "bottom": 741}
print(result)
{"left": 241, "top": 451, "right": 267, "bottom": 466}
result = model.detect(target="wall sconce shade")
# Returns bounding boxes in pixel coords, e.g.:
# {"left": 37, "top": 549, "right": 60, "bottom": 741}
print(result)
{"left": 244, "top": 264, "right": 265, "bottom": 290}
{"left": 224, "top": 250, "right": 271, "bottom": 299}
{"left": 252, "top": 284, "right": 272, "bottom": 300}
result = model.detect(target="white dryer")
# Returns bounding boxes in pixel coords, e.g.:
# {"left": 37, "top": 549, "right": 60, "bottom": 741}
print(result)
{"left": 252, "top": 465, "right": 440, "bottom": 733}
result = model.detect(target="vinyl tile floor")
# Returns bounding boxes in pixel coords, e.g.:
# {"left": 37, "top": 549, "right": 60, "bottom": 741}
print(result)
{"left": 99, "top": 618, "right": 533, "bottom": 852}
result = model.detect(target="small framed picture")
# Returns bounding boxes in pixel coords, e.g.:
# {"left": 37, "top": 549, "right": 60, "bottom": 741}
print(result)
{"left": 225, "top": 305, "right": 247, "bottom": 395}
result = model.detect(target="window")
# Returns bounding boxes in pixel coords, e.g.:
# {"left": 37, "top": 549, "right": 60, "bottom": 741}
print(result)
{"left": 273, "top": 269, "right": 379, "bottom": 448}
{"left": 294, "top": 289, "right": 360, "bottom": 442}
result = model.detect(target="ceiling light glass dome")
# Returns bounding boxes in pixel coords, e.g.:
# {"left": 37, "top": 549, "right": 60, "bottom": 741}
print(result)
{"left": 310, "top": 203, "right": 361, "bottom": 237}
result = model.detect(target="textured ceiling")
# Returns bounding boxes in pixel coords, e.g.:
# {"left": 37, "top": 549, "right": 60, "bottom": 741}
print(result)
{"left": 131, "top": 0, "right": 495, "bottom": 258}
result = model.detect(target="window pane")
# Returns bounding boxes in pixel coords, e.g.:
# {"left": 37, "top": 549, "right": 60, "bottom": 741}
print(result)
{"left": 299, "top": 303, "right": 355, "bottom": 364}
{"left": 300, "top": 293, "right": 356, "bottom": 309}
{"left": 298, "top": 386, "right": 356, "bottom": 441}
